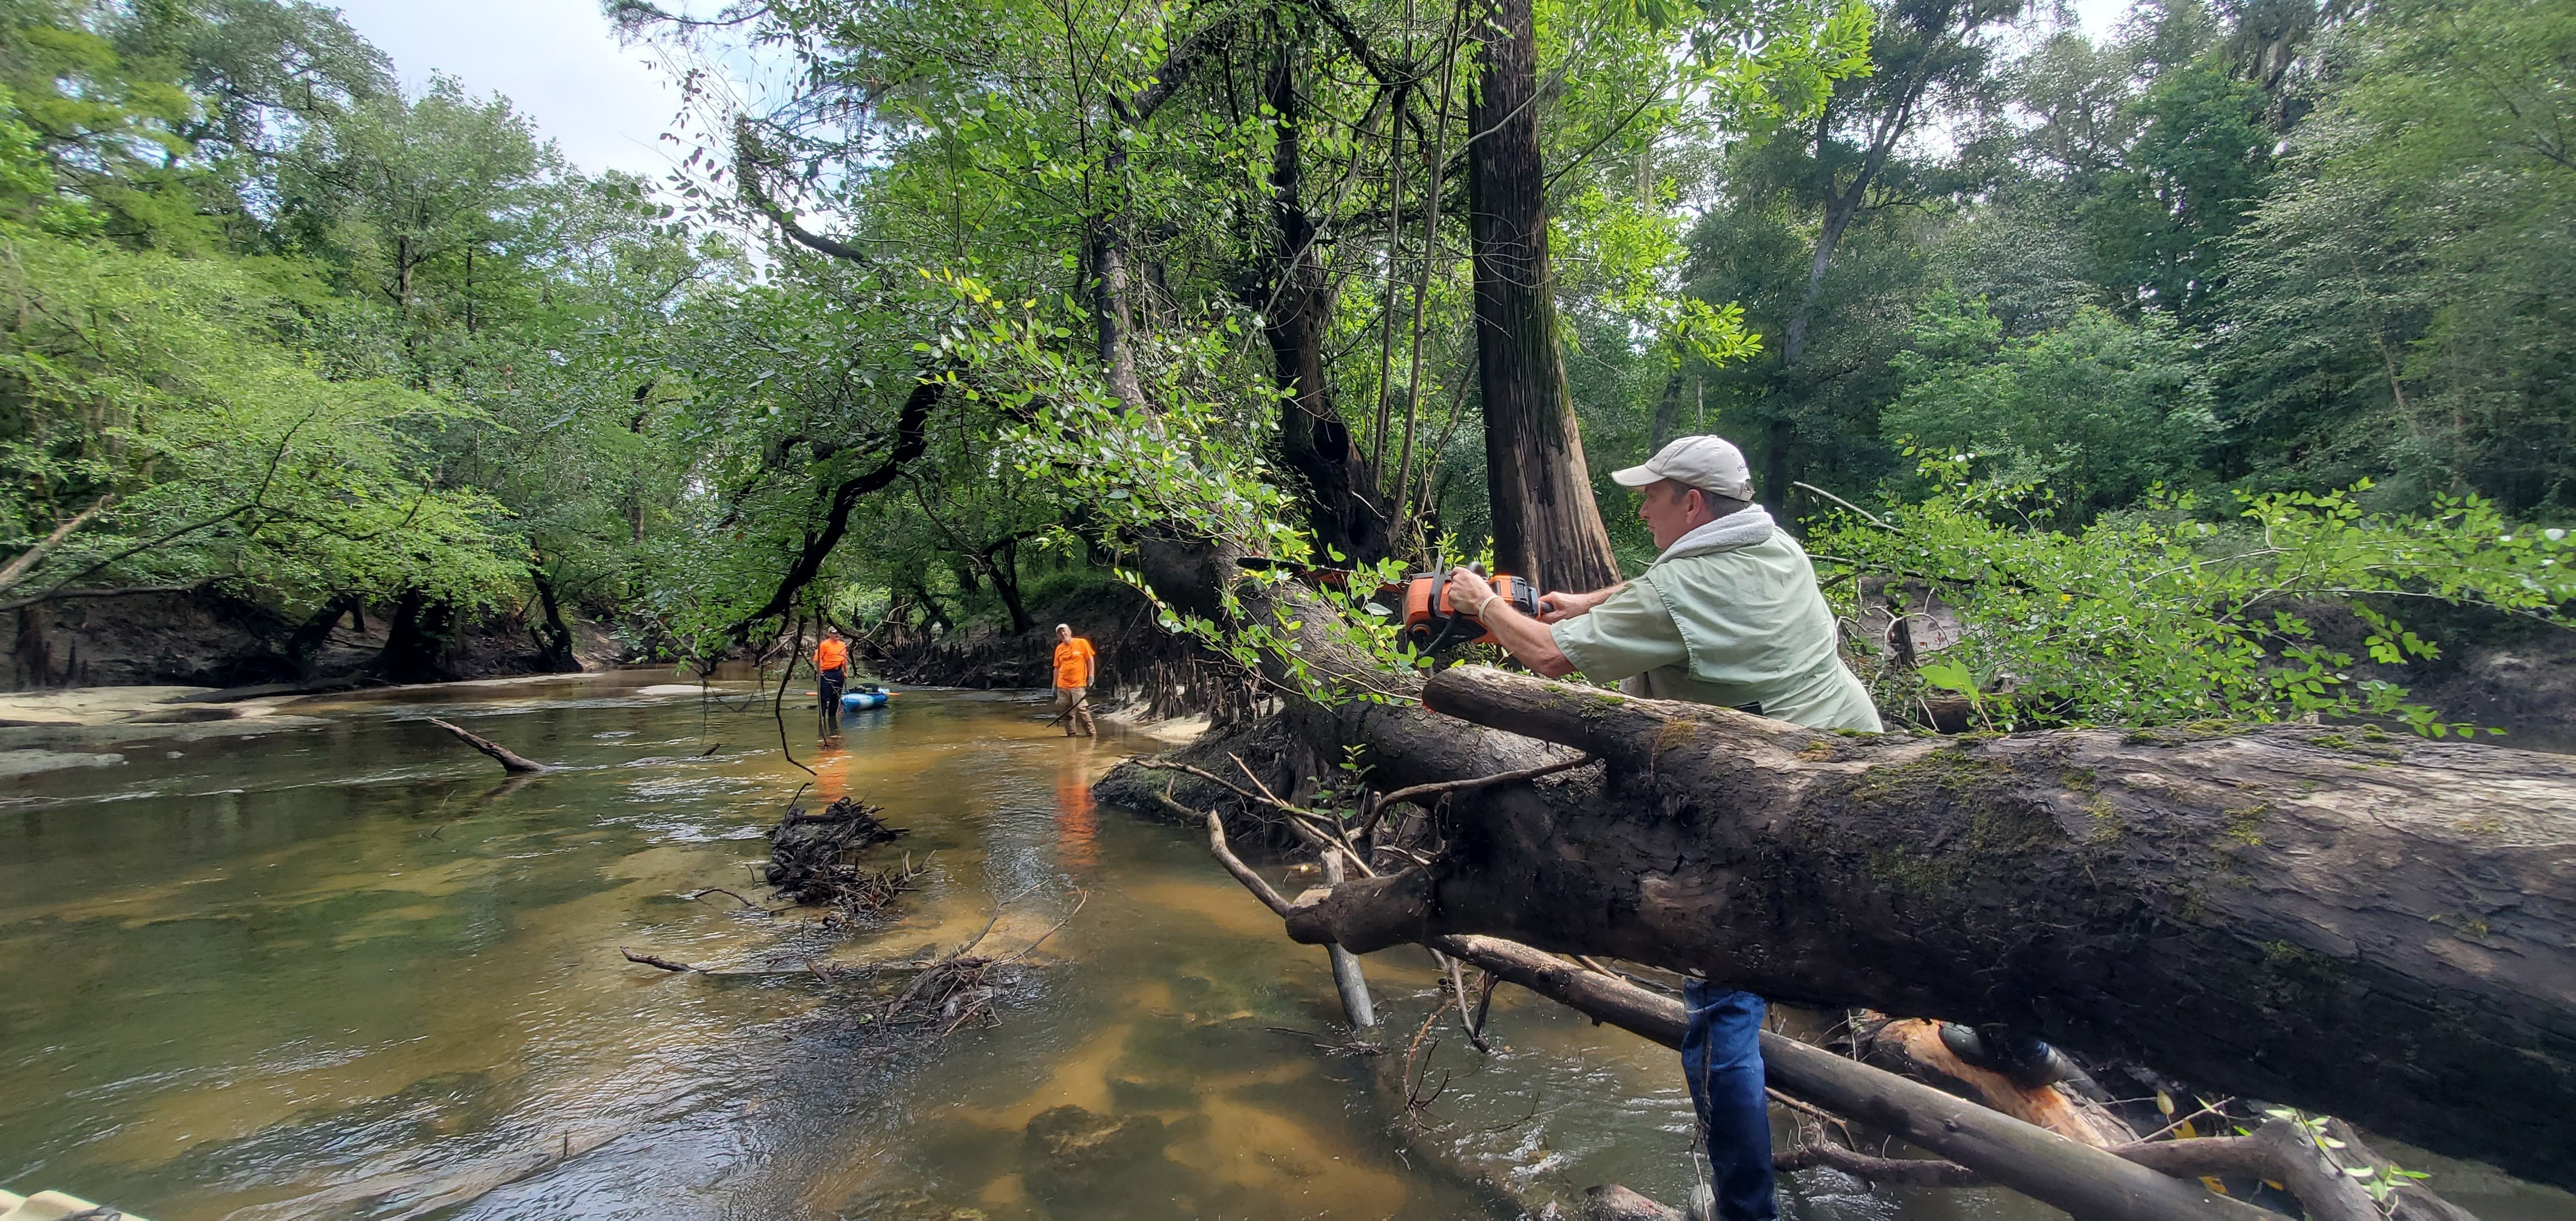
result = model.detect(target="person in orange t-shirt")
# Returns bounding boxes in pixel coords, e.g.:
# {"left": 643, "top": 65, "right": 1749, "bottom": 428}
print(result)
{"left": 1050, "top": 623, "right": 1096, "bottom": 737}
{"left": 813, "top": 627, "right": 850, "bottom": 731}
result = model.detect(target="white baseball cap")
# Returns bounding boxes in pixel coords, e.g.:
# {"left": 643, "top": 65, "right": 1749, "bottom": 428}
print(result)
{"left": 1611, "top": 435, "right": 1755, "bottom": 500}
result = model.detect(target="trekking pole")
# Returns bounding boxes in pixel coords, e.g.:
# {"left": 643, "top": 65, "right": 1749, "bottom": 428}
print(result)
{"left": 1040, "top": 692, "right": 1091, "bottom": 729}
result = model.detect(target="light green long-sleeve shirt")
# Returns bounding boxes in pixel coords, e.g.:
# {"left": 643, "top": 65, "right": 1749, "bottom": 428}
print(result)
{"left": 1548, "top": 531, "right": 1882, "bottom": 732}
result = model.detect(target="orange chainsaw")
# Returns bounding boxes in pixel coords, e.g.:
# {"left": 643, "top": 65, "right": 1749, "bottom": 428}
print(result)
{"left": 1235, "top": 554, "right": 1541, "bottom": 651}
{"left": 1401, "top": 564, "right": 1541, "bottom": 651}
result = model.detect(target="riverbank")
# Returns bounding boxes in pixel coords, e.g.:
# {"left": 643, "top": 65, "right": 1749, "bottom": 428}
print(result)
{"left": 4, "top": 586, "right": 627, "bottom": 692}
{"left": 0, "top": 674, "right": 615, "bottom": 776}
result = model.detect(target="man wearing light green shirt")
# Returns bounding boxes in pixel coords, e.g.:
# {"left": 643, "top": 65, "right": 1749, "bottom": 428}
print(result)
{"left": 1442, "top": 436, "right": 1880, "bottom": 733}
{"left": 1439, "top": 434, "right": 1877, "bottom": 1221}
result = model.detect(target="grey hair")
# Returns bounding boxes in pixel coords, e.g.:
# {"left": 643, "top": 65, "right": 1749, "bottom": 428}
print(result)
{"left": 1667, "top": 482, "right": 1754, "bottom": 518}
{"left": 1055, "top": 623, "right": 1072, "bottom": 633}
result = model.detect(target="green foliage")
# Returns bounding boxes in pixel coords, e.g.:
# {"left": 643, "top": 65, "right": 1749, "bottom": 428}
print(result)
{"left": 0, "top": 0, "right": 724, "bottom": 648}
{"left": 920, "top": 268, "right": 1434, "bottom": 703}
{"left": 0, "top": 231, "right": 523, "bottom": 608}
{"left": 0, "top": 83, "right": 96, "bottom": 233}
{"left": 1813, "top": 457, "right": 2575, "bottom": 735}
{"left": 2076, "top": 59, "right": 2271, "bottom": 323}
{"left": 2215, "top": 0, "right": 2576, "bottom": 514}
{"left": 1884, "top": 291, "right": 2216, "bottom": 518}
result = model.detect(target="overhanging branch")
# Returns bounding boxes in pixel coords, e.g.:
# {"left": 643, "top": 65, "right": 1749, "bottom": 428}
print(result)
{"left": 732, "top": 116, "right": 878, "bottom": 264}
{"left": 724, "top": 378, "right": 944, "bottom": 644}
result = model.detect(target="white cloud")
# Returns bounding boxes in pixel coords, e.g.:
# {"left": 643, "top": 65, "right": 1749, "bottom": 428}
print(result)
{"left": 2071, "top": 0, "right": 2137, "bottom": 39}
{"left": 330, "top": 0, "right": 692, "bottom": 178}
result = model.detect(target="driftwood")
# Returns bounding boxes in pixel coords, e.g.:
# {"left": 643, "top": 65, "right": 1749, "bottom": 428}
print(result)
{"left": 424, "top": 717, "right": 550, "bottom": 774}
{"left": 621, "top": 948, "right": 700, "bottom": 973}
{"left": 765, "top": 797, "right": 913, "bottom": 914}
{"left": 877, "top": 893, "right": 1087, "bottom": 1039}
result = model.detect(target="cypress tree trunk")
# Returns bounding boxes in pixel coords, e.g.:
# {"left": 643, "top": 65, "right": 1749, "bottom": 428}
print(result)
{"left": 530, "top": 572, "right": 581, "bottom": 673}
{"left": 1465, "top": 0, "right": 1618, "bottom": 590}
{"left": 380, "top": 588, "right": 458, "bottom": 684}
{"left": 1265, "top": 43, "right": 1392, "bottom": 564}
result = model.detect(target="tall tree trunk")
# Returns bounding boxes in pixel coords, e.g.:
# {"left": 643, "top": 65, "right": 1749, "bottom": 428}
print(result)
{"left": 380, "top": 588, "right": 457, "bottom": 684}
{"left": 1265, "top": 44, "right": 1392, "bottom": 564}
{"left": 1464, "top": 0, "right": 1618, "bottom": 590}
{"left": 1764, "top": 176, "right": 1863, "bottom": 512}
{"left": 1647, "top": 368, "right": 1684, "bottom": 452}
{"left": 529, "top": 570, "right": 580, "bottom": 673}
{"left": 1088, "top": 224, "right": 1148, "bottom": 411}
{"left": 990, "top": 540, "right": 1032, "bottom": 634}
{"left": 1078, "top": 15, "right": 1240, "bottom": 414}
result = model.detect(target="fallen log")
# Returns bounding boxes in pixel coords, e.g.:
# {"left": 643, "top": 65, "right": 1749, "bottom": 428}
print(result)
{"left": 1113, "top": 532, "right": 2566, "bottom": 1192}
{"left": 1277, "top": 664, "right": 2576, "bottom": 1189}
{"left": 1217, "top": 803, "right": 2487, "bottom": 1220}
{"left": 1204, "top": 808, "right": 2265, "bottom": 1220}
{"left": 424, "top": 717, "right": 550, "bottom": 774}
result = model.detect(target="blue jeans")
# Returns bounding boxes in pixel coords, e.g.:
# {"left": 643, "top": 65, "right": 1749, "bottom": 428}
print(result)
{"left": 1682, "top": 982, "right": 1777, "bottom": 1221}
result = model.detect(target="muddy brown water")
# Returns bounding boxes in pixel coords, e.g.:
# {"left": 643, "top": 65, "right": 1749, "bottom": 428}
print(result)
{"left": 2, "top": 671, "right": 2562, "bottom": 1220}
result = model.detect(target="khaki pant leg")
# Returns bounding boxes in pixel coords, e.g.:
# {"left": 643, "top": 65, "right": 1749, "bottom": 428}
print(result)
{"left": 1058, "top": 685, "right": 1094, "bottom": 735}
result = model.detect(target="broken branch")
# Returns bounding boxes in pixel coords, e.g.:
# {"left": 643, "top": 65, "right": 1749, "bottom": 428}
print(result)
{"left": 621, "top": 948, "right": 700, "bottom": 973}
{"left": 425, "top": 717, "right": 551, "bottom": 774}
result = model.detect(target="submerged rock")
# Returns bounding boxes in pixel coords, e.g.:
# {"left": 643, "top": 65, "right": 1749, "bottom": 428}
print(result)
{"left": 1020, "top": 1105, "right": 1180, "bottom": 1207}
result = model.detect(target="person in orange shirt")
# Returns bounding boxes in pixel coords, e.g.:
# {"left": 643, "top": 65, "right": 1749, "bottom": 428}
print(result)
{"left": 1050, "top": 623, "right": 1097, "bottom": 738}
{"left": 813, "top": 627, "right": 850, "bottom": 732}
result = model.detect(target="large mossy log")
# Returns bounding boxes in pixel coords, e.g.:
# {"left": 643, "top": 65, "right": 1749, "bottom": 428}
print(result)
{"left": 1281, "top": 665, "right": 2576, "bottom": 1189}
{"left": 1115, "top": 537, "right": 2574, "bottom": 1186}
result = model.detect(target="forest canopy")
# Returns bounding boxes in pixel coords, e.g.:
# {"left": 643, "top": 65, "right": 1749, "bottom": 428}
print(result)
{"left": 1, "top": 0, "right": 2568, "bottom": 730}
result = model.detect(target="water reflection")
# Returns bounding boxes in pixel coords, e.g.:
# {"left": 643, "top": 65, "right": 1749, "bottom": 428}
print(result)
{"left": 1053, "top": 747, "right": 1099, "bottom": 874}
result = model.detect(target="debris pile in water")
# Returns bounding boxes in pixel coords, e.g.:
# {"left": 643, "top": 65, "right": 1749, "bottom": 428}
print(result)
{"left": 764, "top": 796, "right": 916, "bottom": 919}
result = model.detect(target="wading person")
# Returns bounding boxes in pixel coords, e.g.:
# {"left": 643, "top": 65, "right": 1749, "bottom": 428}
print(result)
{"left": 1050, "top": 623, "right": 1097, "bottom": 738}
{"left": 1440, "top": 434, "right": 1879, "bottom": 1221}
{"left": 813, "top": 626, "right": 850, "bottom": 733}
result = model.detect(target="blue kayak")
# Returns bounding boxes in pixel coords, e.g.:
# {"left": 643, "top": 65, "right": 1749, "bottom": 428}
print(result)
{"left": 840, "top": 686, "right": 892, "bottom": 711}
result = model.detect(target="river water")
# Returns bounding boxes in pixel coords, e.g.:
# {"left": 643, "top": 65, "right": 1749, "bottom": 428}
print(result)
{"left": 0, "top": 673, "right": 2559, "bottom": 1220}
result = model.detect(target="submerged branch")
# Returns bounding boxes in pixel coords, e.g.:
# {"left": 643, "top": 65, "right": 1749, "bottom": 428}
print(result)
{"left": 424, "top": 717, "right": 551, "bottom": 774}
